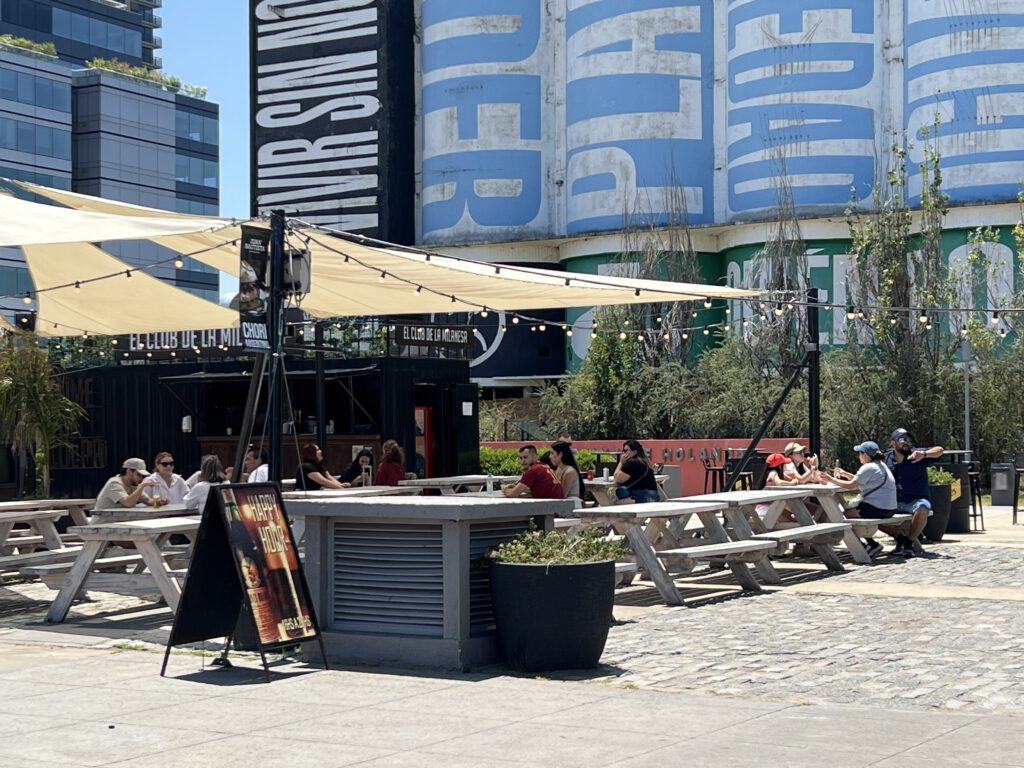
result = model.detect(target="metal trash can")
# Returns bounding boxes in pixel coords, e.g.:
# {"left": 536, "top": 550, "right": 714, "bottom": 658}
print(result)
{"left": 991, "top": 463, "right": 1019, "bottom": 507}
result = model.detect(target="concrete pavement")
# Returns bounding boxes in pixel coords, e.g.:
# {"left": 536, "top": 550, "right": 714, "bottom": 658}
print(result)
{"left": 0, "top": 505, "right": 1022, "bottom": 766}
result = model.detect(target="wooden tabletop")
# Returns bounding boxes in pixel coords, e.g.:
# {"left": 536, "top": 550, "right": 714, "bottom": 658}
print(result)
{"left": 577, "top": 499, "right": 728, "bottom": 519}
{"left": 88, "top": 503, "right": 191, "bottom": 521}
{"left": 397, "top": 475, "right": 520, "bottom": 488}
{"left": 0, "top": 498, "right": 96, "bottom": 511}
{"left": 680, "top": 488, "right": 825, "bottom": 505}
{"left": 282, "top": 486, "right": 421, "bottom": 500}
{"left": 585, "top": 474, "right": 668, "bottom": 489}
{"left": 70, "top": 516, "right": 200, "bottom": 536}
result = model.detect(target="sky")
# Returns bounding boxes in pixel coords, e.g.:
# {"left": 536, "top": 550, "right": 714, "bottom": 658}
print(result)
{"left": 159, "top": 0, "right": 250, "bottom": 220}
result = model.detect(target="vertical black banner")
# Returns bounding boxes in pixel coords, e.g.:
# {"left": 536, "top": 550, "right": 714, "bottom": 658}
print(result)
{"left": 250, "top": 0, "right": 414, "bottom": 243}
{"left": 238, "top": 225, "right": 271, "bottom": 350}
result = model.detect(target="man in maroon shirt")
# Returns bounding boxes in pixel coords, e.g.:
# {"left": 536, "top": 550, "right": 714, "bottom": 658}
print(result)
{"left": 502, "top": 445, "right": 564, "bottom": 499}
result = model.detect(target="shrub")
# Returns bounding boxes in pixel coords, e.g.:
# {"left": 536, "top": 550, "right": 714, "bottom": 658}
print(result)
{"left": 493, "top": 527, "right": 622, "bottom": 565}
{"left": 0, "top": 34, "right": 56, "bottom": 55}
{"left": 479, "top": 447, "right": 522, "bottom": 476}
{"left": 926, "top": 466, "right": 955, "bottom": 486}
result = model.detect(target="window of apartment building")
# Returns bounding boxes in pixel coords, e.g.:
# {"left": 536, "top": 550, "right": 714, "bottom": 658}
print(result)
{"left": 0, "top": 67, "right": 71, "bottom": 111}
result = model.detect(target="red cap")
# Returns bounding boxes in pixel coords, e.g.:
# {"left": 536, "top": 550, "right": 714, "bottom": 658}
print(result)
{"left": 766, "top": 452, "right": 788, "bottom": 467}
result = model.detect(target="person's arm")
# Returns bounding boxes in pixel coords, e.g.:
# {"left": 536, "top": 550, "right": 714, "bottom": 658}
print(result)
{"left": 612, "top": 451, "right": 633, "bottom": 484}
{"left": 308, "top": 470, "right": 346, "bottom": 489}
{"left": 559, "top": 468, "right": 578, "bottom": 497}
{"left": 911, "top": 445, "right": 943, "bottom": 463}
{"left": 502, "top": 482, "right": 530, "bottom": 497}
{"left": 119, "top": 478, "right": 156, "bottom": 507}
{"left": 819, "top": 470, "right": 859, "bottom": 490}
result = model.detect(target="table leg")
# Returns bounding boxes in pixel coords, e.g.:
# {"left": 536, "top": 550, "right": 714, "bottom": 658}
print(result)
{"left": 622, "top": 523, "right": 685, "bottom": 606}
{"left": 67, "top": 506, "right": 91, "bottom": 526}
{"left": 47, "top": 540, "right": 106, "bottom": 623}
{"left": 0, "top": 520, "right": 13, "bottom": 552}
{"left": 727, "top": 562, "right": 762, "bottom": 591}
{"left": 787, "top": 499, "right": 845, "bottom": 572}
{"left": 34, "top": 519, "right": 65, "bottom": 552}
{"left": 818, "top": 495, "right": 871, "bottom": 564}
{"left": 135, "top": 538, "right": 183, "bottom": 612}
{"left": 724, "top": 508, "right": 781, "bottom": 585}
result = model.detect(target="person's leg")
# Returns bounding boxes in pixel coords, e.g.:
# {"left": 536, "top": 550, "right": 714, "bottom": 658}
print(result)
{"left": 909, "top": 500, "right": 930, "bottom": 539}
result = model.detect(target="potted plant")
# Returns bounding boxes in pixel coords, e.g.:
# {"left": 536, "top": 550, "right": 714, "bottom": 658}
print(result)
{"left": 924, "top": 465, "right": 954, "bottom": 542}
{"left": 489, "top": 527, "right": 622, "bottom": 673}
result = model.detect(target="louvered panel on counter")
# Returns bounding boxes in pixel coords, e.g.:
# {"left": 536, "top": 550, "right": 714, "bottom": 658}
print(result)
{"left": 331, "top": 521, "right": 444, "bottom": 637}
{"left": 468, "top": 519, "right": 533, "bottom": 637}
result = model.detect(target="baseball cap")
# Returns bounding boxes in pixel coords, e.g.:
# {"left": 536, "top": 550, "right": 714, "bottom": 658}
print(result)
{"left": 766, "top": 452, "right": 788, "bottom": 467}
{"left": 890, "top": 428, "right": 911, "bottom": 442}
{"left": 122, "top": 457, "right": 150, "bottom": 475}
{"left": 783, "top": 442, "right": 807, "bottom": 456}
{"left": 853, "top": 441, "right": 879, "bottom": 455}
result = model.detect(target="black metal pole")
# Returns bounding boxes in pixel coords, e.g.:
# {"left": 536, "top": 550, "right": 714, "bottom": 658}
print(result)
{"left": 268, "top": 210, "right": 286, "bottom": 483}
{"left": 806, "top": 287, "right": 821, "bottom": 457}
{"left": 233, "top": 352, "right": 268, "bottom": 478}
{"left": 315, "top": 320, "right": 326, "bottom": 455}
{"left": 724, "top": 356, "right": 808, "bottom": 492}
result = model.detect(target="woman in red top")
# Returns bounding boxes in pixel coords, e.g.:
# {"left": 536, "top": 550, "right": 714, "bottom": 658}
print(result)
{"left": 374, "top": 439, "right": 406, "bottom": 486}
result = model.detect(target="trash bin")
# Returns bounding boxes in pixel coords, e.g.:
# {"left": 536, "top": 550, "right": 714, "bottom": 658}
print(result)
{"left": 991, "top": 463, "right": 1019, "bottom": 507}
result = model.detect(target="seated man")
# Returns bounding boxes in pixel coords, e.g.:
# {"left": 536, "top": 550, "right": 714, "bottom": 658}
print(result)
{"left": 885, "top": 428, "right": 944, "bottom": 557}
{"left": 244, "top": 447, "right": 269, "bottom": 483}
{"left": 502, "top": 444, "right": 564, "bottom": 500}
{"left": 95, "top": 458, "right": 159, "bottom": 509}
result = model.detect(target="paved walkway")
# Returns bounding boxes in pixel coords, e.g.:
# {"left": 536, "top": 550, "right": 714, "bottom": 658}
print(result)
{"left": 0, "top": 505, "right": 1022, "bottom": 766}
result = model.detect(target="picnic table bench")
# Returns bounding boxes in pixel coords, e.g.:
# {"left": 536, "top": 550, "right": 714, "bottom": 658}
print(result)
{"left": 0, "top": 510, "right": 82, "bottom": 579}
{"left": 45, "top": 516, "right": 199, "bottom": 623}
{"left": 0, "top": 498, "right": 96, "bottom": 526}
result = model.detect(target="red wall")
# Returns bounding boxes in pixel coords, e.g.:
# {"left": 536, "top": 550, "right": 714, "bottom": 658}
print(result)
{"left": 482, "top": 439, "right": 805, "bottom": 496}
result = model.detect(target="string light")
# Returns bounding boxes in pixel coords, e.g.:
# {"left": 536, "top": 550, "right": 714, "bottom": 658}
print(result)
{"left": 774, "top": 303, "right": 784, "bottom": 316}
{"left": 682, "top": 332, "right": 689, "bottom": 340}
{"left": 174, "top": 256, "right": 184, "bottom": 269}
{"left": 846, "top": 306, "right": 856, "bottom": 319}
{"left": 480, "top": 309, "right": 488, "bottom": 318}
{"left": 662, "top": 332, "right": 669, "bottom": 341}
{"left": 703, "top": 297, "right": 712, "bottom": 308}
{"left": 74, "top": 281, "right": 80, "bottom": 292}
{"left": 414, "top": 285, "right": 422, "bottom": 294}
{"left": 634, "top": 288, "right": 641, "bottom": 297}
{"left": 379, "top": 270, "right": 387, "bottom": 281}
{"left": 618, "top": 331, "right": 627, "bottom": 340}
{"left": 918, "top": 311, "right": 929, "bottom": 323}
{"left": 499, "top": 325, "right": 506, "bottom": 333}
{"left": 566, "top": 328, "right": 573, "bottom": 337}
{"left": 703, "top": 328, "right": 710, "bottom": 335}
{"left": 125, "top": 270, "right": 132, "bottom": 279}
{"left": 691, "top": 310, "right": 698, "bottom": 318}
{"left": 538, "top": 323, "right": 546, "bottom": 331}
{"left": 655, "top": 315, "right": 662, "bottom": 324}
{"left": 512, "top": 316, "right": 519, "bottom": 324}
{"left": 591, "top": 329, "right": 597, "bottom": 339}
{"left": 991, "top": 311, "right": 1000, "bottom": 325}
{"left": 22, "top": 292, "right": 31, "bottom": 305}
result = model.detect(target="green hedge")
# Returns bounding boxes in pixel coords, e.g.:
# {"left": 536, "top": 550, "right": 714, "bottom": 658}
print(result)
{"left": 479, "top": 446, "right": 596, "bottom": 475}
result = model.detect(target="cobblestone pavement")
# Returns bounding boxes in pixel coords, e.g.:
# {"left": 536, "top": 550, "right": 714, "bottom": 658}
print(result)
{"left": 598, "top": 541, "right": 1024, "bottom": 714}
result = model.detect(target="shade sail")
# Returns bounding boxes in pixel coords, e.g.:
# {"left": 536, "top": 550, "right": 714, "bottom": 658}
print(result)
{"left": 23, "top": 242, "right": 238, "bottom": 336}
{"left": 6, "top": 181, "right": 760, "bottom": 336}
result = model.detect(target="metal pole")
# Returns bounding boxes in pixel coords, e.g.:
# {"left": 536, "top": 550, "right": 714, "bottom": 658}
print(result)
{"left": 806, "top": 287, "right": 821, "bottom": 456}
{"left": 962, "top": 336, "right": 971, "bottom": 456}
{"left": 315, "top": 320, "right": 327, "bottom": 455}
{"left": 267, "top": 210, "right": 286, "bottom": 483}
{"left": 233, "top": 352, "right": 268, "bottom": 478}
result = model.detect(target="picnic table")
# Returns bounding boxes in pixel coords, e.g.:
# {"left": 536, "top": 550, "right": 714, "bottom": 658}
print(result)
{"left": 397, "top": 475, "right": 520, "bottom": 495}
{"left": 584, "top": 475, "right": 669, "bottom": 506}
{"left": 681, "top": 488, "right": 852, "bottom": 571}
{"left": 0, "top": 498, "right": 97, "bottom": 526}
{"left": 0, "top": 509, "right": 82, "bottom": 576}
{"left": 577, "top": 499, "right": 780, "bottom": 605}
{"left": 88, "top": 503, "right": 192, "bottom": 522}
{"left": 44, "top": 516, "right": 200, "bottom": 623}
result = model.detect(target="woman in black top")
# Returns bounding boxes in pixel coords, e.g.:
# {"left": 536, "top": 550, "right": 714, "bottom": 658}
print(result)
{"left": 338, "top": 448, "right": 373, "bottom": 486}
{"left": 295, "top": 443, "right": 347, "bottom": 491}
{"left": 613, "top": 439, "right": 660, "bottom": 504}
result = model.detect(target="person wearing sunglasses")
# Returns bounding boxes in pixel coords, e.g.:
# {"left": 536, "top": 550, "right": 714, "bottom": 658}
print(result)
{"left": 144, "top": 451, "right": 189, "bottom": 505}
{"left": 884, "top": 428, "right": 944, "bottom": 557}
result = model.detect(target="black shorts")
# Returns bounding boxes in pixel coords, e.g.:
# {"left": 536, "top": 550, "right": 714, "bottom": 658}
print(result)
{"left": 857, "top": 501, "right": 895, "bottom": 519}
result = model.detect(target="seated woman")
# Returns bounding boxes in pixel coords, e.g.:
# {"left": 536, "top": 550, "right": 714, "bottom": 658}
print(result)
{"left": 613, "top": 439, "right": 660, "bottom": 504}
{"left": 782, "top": 442, "right": 820, "bottom": 483}
{"left": 754, "top": 452, "right": 799, "bottom": 522}
{"left": 819, "top": 440, "right": 897, "bottom": 559}
{"left": 549, "top": 440, "right": 584, "bottom": 509}
{"left": 295, "top": 443, "right": 348, "bottom": 491}
{"left": 338, "top": 448, "right": 374, "bottom": 487}
{"left": 374, "top": 439, "right": 406, "bottom": 486}
{"left": 183, "top": 454, "right": 227, "bottom": 511}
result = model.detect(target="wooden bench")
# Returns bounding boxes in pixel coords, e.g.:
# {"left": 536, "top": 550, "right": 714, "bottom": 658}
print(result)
{"left": 46, "top": 516, "right": 199, "bottom": 623}
{"left": 656, "top": 539, "right": 777, "bottom": 591}
{"left": 753, "top": 522, "right": 853, "bottom": 572}
{"left": 0, "top": 546, "right": 82, "bottom": 573}
{"left": 0, "top": 510, "right": 65, "bottom": 555}
{"left": 21, "top": 553, "right": 148, "bottom": 589}
{"left": 848, "top": 513, "right": 914, "bottom": 534}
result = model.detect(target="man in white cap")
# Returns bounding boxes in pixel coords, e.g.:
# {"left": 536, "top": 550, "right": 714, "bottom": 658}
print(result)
{"left": 95, "top": 458, "right": 160, "bottom": 509}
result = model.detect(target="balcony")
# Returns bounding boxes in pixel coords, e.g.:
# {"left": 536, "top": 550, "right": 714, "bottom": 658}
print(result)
{"left": 140, "top": 10, "right": 162, "bottom": 28}
{"left": 142, "top": 35, "right": 162, "bottom": 49}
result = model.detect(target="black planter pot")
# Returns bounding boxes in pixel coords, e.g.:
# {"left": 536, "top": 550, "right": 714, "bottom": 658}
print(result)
{"left": 490, "top": 560, "right": 615, "bottom": 673}
{"left": 924, "top": 483, "right": 952, "bottom": 540}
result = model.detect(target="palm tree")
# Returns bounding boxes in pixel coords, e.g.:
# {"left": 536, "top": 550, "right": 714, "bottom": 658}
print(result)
{"left": 0, "top": 332, "right": 85, "bottom": 496}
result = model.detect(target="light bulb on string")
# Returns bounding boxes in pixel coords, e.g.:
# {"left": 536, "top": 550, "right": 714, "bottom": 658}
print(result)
{"left": 703, "top": 327, "right": 710, "bottom": 335}
{"left": 637, "top": 334, "right": 643, "bottom": 342}
{"left": 174, "top": 256, "right": 184, "bottom": 269}
{"left": 379, "top": 270, "right": 387, "bottom": 281}
{"left": 655, "top": 315, "right": 662, "bottom": 324}
{"left": 125, "top": 269, "right": 132, "bottom": 279}
{"left": 618, "top": 331, "right": 627, "bottom": 340}
{"left": 991, "top": 311, "right": 1000, "bottom": 325}
{"left": 74, "top": 281, "right": 80, "bottom": 292}
{"left": 889, "top": 315, "right": 897, "bottom": 326}
{"left": 499, "top": 325, "right": 506, "bottom": 333}
{"left": 22, "top": 292, "right": 31, "bottom": 305}
{"left": 414, "top": 285, "right": 422, "bottom": 295}
{"left": 662, "top": 332, "right": 669, "bottom": 341}
{"left": 682, "top": 332, "right": 689, "bottom": 340}
{"left": 691, "top": 310, "right": 698, "bottom": 318}
{"left": 480, "top": 309, "right": 488, "bottom": 318}
{"left": 960, "top": 325, "right": 968, "bottom": 336}
{"left": 529, "top": 325, "right": 536, "bottom": 332}
{"left": 703, "top": 297, "right": 712, "bottom": 309}
{"left": 566, "top": 328, "right": 573, "bottom": 337}
{"left": 846, "top": 306, "right": 856, "bottom": 319}
{"left": 918, "top": 311, "right": 928, "bottom": 324}
{"left": 774, "top": 303, "right": 784, "bottom": 316}
{"left": 623, "top": 319, "right": 630, "bottom": 327}
{"left": 511, "top": 316, "right": 519, "bottom": 324}
{"left": 725, "top": 306, "right": 731, "bottom": 315}
{"left": 591, "top": 329, "right": 597, "bottom": 339}
{"left": 539, "top": 323, "right": 546, "bottom": 331}
{"left": 857, "top": 308, "right": 865, "bottom": 319}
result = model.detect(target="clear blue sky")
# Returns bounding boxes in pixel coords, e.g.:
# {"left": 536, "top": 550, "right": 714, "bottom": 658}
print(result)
{"left": 160, "top": 0, "right": 250, "bottom": 220}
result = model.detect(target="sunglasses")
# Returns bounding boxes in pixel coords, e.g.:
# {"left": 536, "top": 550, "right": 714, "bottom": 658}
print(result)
{"left": 159, "top": 461, "right": 174, "bottom": 467}
{"left": 897, "top": 437, "right": 912, "bottom": 444}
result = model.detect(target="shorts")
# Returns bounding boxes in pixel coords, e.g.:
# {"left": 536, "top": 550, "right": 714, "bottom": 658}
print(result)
{"left": 857, "top": 501, "right": 896, "bottom": 519}
{"left": 897, "top": 499, "right": 931, "bottom": 514}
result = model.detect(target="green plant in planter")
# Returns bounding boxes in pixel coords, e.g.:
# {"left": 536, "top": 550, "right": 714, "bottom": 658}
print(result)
{"left": 494, "top": 527, "right": 622, "bottom": 565}
{"left": 926, "top": 466, "right": 955, "bottom": 486}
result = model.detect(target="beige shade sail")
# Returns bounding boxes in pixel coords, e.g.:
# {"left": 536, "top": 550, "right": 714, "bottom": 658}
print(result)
{"left": 23, "top": 242, "right": 238, "bottom": 337}
{"left": 8, "top": 181, "right": 761, "bottom": 335}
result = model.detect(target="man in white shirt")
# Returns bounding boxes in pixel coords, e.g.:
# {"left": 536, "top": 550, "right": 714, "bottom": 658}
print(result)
{"left": 245, "top": 447, "right": 269, "bottom": 483}
{"left": 95, "top": 458, "right": 159, "bottom": 509}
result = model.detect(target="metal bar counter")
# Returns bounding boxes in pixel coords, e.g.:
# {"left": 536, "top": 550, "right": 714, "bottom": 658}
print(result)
{"left": 285, "top": 495, "right": 573, "bottom": 670}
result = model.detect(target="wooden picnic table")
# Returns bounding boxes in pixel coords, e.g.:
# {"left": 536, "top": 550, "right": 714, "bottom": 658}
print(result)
{"left": 577, "top": 499, "right": 780, "bottom": 606}
{"left": 87, "top": 503, "right": 192, "bottom": 522}
{"left": 0, "top": 510, "right": 82, "bottom": 575}
{"left": 584, "top": 475, "right": 669, "bottom": 506}
{"left": 397, "top": 475, "right": 520, "bottom": 495}
{"left": 0, "top": 498, "right": 96, "bottom": 526}
{"left": 46, "top": 516, "right": 200, "bottom": 623}
{"left": 684, "top": 487, "right": 868, "bottom": 565}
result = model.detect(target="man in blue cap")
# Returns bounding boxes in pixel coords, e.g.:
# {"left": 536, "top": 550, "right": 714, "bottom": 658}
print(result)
{"left": 885, "top": 428, "right": 944, "bottom": 556}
